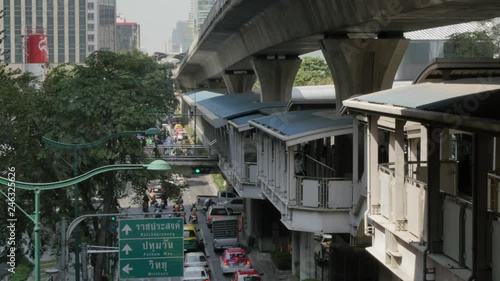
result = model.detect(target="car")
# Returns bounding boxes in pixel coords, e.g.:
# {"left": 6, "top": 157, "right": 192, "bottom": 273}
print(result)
{"left": 220, "top": 248, "right": 251, "bottom": 275}
{"left": 220, "top": 197, "right": 244, "bottom": 214}
{"left": 172, "top": 174, "right": 188, "bottom": 187}
{"left": 184, "top": 252, "right": 209, "bottom": 268}
{"left": 205, "top": 205, "right": 230, "bottom": 229}
{"left": 183, "top": 224, "right": 204, "bottom": 252}
{"left": 231, "top": 269, "right": 263, "bottom": 281}
{"left": 183, "top": 266, "right": 210, "bottom": 281}
{"left": 147, "top": 180, "right": 164, "bottom": 197}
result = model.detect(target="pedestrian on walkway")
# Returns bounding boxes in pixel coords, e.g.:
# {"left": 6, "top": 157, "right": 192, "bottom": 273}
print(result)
{"left": 294, "top": 153, "right": 305, "bottom": 176}
{"left": 142, "top": 192, "right": 149, "bottom": 212}
{"left": 149, "top": 190, "right": 156, "bottom": 206}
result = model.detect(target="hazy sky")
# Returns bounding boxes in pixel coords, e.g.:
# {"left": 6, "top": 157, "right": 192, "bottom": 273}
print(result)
{"left": 117, "top": 0, "right": 191, "bottom": 54}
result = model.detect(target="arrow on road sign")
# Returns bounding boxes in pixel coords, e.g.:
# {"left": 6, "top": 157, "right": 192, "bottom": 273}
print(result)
{"left": 121, "top": 244, "right": 132, "bottom": 255}
{"left": 121, "top": 224, "right": 132, "bottom": 235}
{"left": 122, "top": 264, "right": 133, "bottom": 274}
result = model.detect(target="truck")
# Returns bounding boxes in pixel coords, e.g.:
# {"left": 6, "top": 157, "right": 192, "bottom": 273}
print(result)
{"left": 314, "top": 234, "right": 332, "bottom": 263}
{"left": 211, "top": 215, "right": 240, "bottom": 252}
{"left": 197, "top": 190, "right": 239, "bottom": 209}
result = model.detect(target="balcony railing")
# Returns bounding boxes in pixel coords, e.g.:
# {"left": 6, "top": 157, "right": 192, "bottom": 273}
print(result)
{"left": 291, "top": 176, "right": 352, "bottom": 209}
{"left": 244, "top": 162, "right": 257, "bottom": 184}
{"left": 377, "top": 165, "right": 500, "bottom": 270}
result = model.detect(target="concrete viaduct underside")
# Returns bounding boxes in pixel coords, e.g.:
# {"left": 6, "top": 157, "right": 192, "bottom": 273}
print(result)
{"left": 175, "top": 0, "right": 500, "bottom": 102}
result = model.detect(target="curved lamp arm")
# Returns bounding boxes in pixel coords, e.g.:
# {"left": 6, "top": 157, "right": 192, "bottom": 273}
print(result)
{"left": 41, "top": 128, "right": 159, "bottom": 149}
{"left": 0, "top": 160, "right": 170, "bottom": 191}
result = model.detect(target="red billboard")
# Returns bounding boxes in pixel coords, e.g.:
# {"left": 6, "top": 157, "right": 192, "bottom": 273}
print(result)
{"left": 26, "top": 34, "right": 49, "bottom": 63}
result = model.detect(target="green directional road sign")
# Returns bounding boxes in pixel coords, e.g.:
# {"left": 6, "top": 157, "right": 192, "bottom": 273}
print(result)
{"left": 119, "top": 238, "right": 184, "bottom": 259}
{"left": 119, "top": 218, "right": 184, "bottom": 279}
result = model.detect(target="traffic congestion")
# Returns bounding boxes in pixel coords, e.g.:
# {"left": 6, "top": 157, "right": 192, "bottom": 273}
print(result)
{"left": 143, "top": 174, "right": 263, "bottom": 281}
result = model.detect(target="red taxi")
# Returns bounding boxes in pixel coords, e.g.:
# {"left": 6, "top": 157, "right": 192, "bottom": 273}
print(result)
{"left": 231, "top": 269, "right": 263, "bottom": 281}
{"left": 219, "top": 248, "right": 251, "bottom": 275}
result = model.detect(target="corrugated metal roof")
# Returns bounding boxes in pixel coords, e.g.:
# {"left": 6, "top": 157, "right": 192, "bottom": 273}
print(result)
{"left": 249, "top": 110, "right": 352, "bottom": 144}
{"left": 230, "top": 113, "right": 267, "bottom": 126}
{"left": 345, "top": 77, "right": 500, "bottom": 132}
{"left": 184, "top": 90, "right": 225, "bottom": 104}
{"left": 197, "top": 92, "right": 287, "bottom": 119}
{"left": 354, "top": 78, "right": 500, "bottom": 110}
{"left": 404, "top": 19, "right": 499, "bottom": 40}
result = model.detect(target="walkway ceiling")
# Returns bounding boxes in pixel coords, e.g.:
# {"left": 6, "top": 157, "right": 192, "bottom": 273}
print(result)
{"left": 174, "top": 0, "right": 500, "bottom": 89}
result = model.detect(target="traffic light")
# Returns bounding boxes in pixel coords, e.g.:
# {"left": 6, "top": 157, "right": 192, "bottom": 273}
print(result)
{"left": 110, "top": 216, "right": 116, "bottom": 221}
{"left": 192, "top": 167, "right": 211, "bottom": 174}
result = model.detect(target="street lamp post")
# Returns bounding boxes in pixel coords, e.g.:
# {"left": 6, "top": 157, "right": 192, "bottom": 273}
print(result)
{"left": 0, "top": 160, "right": 171, "bottom": 281}
{"left": 40, "top": 128, "right": 160, "bottom": 281}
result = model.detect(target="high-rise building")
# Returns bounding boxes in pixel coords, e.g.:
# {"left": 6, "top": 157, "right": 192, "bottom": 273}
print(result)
{"left": 0, "top": 0, "right": 116, "bottom": 70}
{"left": 191, "top": 0, "right": 215, "bottom": 37}
{"left": 97, "top": 0, "right": 116, "bottom": 52}
{"left": 169, "top": 21, "right": 193, "bottom": 54}
{"left": 115, "top": 22, "right": 140, "bottom": 52}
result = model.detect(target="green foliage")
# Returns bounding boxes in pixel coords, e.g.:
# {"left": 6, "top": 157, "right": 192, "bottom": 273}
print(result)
{"left": 271, "top": 251, "right": 292, "bottom": 270}
{"left": 211, "top": 174, "right": 226, "bottom": 191}
{"left": 294, "top": 57, "right": 333, "bottom": 86}
{"left": 8, "top": 258, "right": 33, "bottom": 281}
{"left": 444, "top": 30, "right": 498, "bottom": 58}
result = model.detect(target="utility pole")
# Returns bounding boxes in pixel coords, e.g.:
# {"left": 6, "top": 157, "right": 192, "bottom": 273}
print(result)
{"left": 193, "top": 91, "right": 197, "bottom": 144}
{"left": 60, "top": 217, "right": 67, "bottom": 281}
{"left": 81, "top": 243, "right": 88, "bottom": 281}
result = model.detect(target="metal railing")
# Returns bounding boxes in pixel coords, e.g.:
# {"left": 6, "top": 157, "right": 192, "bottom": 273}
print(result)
{"left": 143, "top": 144, "right": 216, "bottom": 159}
{"left": 244, "top": 162, "right": 257, "bottom": 183}
{"left": 291, "top": 176, "right": 351, "bottom": 209}
{"left": 304, "top": 155, "right": 336, "bottom": 178}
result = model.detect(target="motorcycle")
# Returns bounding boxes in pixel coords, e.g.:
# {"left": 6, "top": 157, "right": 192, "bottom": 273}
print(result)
{"left": 202, "top": 199, "right": 215, "bottom": 213}
{"left": 153, "top": 202, "right": 162, "bottom": 218}
{"left": 160, "top": 199, "right": 167, "bottom": 209}
{"left": 189, "top": 213, "right": 198, "bottom": 224}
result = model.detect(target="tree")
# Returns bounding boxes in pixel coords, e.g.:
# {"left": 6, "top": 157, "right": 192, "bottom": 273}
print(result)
{"left": 294, "top": 56, "right": 333, "bottom": 86}
{"left": 444, "top": 29, "right": 499, "bottom": 59}
{"left": 0, "top": 57, "right": 55, "bottom": 262}
{"left": 41, "top": 51, "right": 178, "bottom": 281}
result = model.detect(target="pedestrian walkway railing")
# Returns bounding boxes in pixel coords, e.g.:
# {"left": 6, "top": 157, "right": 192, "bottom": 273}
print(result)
{"left": 143, "top": 144, "right": 217, "bottom": 160}
{"left": 291, "top": 176, "right": 352, "bottom": 209}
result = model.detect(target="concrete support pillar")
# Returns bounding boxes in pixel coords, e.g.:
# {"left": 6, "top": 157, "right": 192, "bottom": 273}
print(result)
{"left": 222, "top": 71, "right": 257, "bottom": 93}
{"left": 393, "top": 119, "right": 406, "bottom": 229}
{"left": 251, "top": 56, "right": 301, "bottom": 102}
{"left": 320, "top": 38, "right": 409, "bottom": 106}
{"left": 389, "top": 132, "right": 396, "bottom": 163}
{"left": 206, "top": 78, "right": 226, "bottom": 90}
{"left": 427, "top": 125, "right": 442, "bottom": 253}
{"left": 244, "top": 198, "right": 254, "bottom": 246}
{"left": 420, "top": 125, "right": 428, "bottom": 162}
{"left": 291, "top": 231, "right": 300, "bottom": 278}
{"left": 472, "top": 134, "right": 492, "bottom": 280}
{"left": 299, "top": 232, "right": 314, "bottom": 281}
{"left": 368, "top": 115, "right": 380, "bottom": 214}
{"left": 440, "top": 128, "right": 451, "bottom": 160}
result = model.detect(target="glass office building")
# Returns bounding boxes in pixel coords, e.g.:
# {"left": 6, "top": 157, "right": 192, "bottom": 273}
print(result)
{"left": 0, "top": 0, "right": 116, "bottom": 69}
